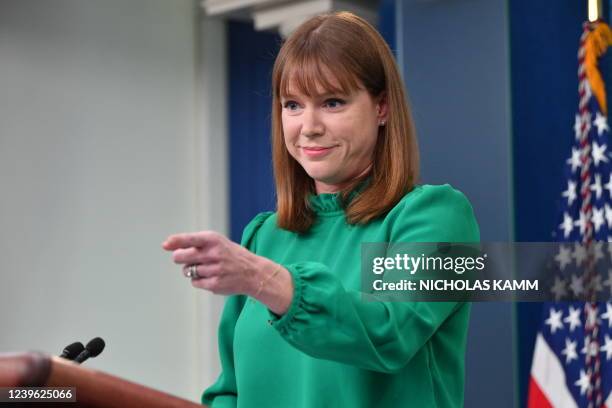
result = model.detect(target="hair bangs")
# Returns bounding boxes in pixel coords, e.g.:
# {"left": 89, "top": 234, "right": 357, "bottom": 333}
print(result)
{"left": 278, "top": 49, "right": 361, "bottom": 99}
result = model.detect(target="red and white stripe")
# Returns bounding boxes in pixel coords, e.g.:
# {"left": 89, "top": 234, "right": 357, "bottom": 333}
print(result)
{"left": 528, "top": 334, "right": 612, "bottom": 408}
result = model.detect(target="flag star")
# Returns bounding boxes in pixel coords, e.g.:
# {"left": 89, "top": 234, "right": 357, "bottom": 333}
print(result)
{"left": 555, "top": 245, "right": 572, "bottom": 270}
{"left": 592, "top": 206, "right": 605, "bottom": 232}
{"left": 574, "top": 114, "right": 582, "bottom": 140}
{"left": 567, "top": 147, "right": 582, "bottom": 172}
{"left": 591, "top": 174, "right": 603, "bottom": 199}
{"left": 560, "top": 212, "right": 574, "bottom": 238}
{"left": 594, "top": 111, "right": 609, "bottom": 136}
{"left": 561, "top": 338, "right": 579, "bottom": 364}
{"left": 601, "top": 303, "right": 612, "bottom": 328}
{"left": 562, "top": 180, "right": 578, "bottom": 205}
{"left": 605, "top": 204, "right": 612, "bottom": 228}
{"left": 592, "top": 141, "right": 609, "bottom": 166}
{"left": 570, "top": 274, "right": 585, "bottom": 297}
{"left": 605, "top": 174, "right": 612, "bottom": 198}
{"left": 575, "top": 369, "right": 591, "bottom": 395}
{"left": 601, "top": 335, "right": 612, "bottom": 360}
{"left": 545, "top": 308, "right": 564, "bottom": 334}
{"left": 604, "top": 270, "right": 612, "bottom": 296}
{"left": 564, "top": 306, "right": 582, "bottom": 332}
{"left": 550, "top": 276, "right": 567, "bottom": 300}
{"left": 572, "top": 242, "right": 588, "bottom": 266}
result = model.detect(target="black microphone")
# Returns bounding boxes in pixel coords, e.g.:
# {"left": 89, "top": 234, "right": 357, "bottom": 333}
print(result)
{"left": 73, "top": 337, "right": 105, "bottom": 364}
{"left": 59, "top": 341, "right": 85, "bottom": 360}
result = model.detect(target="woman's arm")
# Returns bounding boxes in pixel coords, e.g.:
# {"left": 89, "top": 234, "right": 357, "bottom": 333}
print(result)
{"left": 267, "top": 263, "right": 466, "bottom": 373}
{"left": 265, "top": 186, "right": 480, "bottom": 373}
{"left": 162, "top": 210, "right": 293, "bottom": 314}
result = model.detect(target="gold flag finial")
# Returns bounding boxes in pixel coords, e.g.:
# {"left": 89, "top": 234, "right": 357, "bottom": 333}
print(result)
{"left": 584, "top": 22, "right": 612, "bottom": 114}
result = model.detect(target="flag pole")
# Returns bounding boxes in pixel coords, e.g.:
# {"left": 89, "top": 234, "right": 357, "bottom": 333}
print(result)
{"left": 588, "top": 0, "right": 602, "bottom": 22}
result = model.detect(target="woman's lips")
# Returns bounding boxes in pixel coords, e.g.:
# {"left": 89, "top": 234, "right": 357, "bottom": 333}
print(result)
{"left": 301, "top": 146, "right": 336, "bottom": 158}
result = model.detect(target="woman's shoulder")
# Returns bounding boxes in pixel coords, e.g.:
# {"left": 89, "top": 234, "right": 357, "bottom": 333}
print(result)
{"left": 388, "top": 183, "right": 480, "bottom": 242}
{"left": 239, "top": 211, "right": 276, "bottom": 247}
{"left": 398, "top": 184, "right": 474, "bottom": 210}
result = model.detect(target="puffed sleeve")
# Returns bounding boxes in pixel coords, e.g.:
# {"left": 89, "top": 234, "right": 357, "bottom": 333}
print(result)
{"left": 267, "top": 185, "right": 479, "bottom": 373}
{"left": 201, "top": 212, "right": 274, "bottom": 407}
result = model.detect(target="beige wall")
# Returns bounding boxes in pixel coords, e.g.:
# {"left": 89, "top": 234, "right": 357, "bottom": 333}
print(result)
{"left": 0, "top": 0, "right": 227, "bottom": 401}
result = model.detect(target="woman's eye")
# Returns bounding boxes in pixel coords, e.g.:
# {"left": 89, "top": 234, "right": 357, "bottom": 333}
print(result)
{"left": 324, "top": 98, "right": 345, "bottom": 109}
{"left": 283, "top": 101, "right": 300, "bottom": 111}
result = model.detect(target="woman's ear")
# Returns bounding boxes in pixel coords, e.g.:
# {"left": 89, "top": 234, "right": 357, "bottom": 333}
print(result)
{"left": 376, "top": 92, "right": 388, "bottom": 123}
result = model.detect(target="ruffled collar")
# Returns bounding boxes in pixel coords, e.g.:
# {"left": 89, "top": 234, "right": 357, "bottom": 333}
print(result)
{"left": 307, "top": 177, "right": 371, "bottom": 215}
{"left": 308, "top": 193, "right": 344, "bottom": 213}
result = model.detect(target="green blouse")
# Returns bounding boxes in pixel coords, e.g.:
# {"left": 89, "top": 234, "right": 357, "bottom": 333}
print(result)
{"left": 202, "top": 184, "right": 480, "bottom": 408}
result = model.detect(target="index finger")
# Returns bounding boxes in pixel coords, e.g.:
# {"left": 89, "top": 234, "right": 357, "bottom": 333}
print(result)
{"left": 162, "top": 231, "right": 216, "bottom": 250}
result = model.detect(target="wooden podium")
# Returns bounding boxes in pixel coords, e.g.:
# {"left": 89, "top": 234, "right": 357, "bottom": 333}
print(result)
{"left": 0, "top": 352, "right": 207, "bottom": 407}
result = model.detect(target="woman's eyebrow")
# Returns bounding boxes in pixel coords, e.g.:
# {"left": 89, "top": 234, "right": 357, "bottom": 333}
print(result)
{"left": 282, "top": 91, "right": 346, "bottom": 100}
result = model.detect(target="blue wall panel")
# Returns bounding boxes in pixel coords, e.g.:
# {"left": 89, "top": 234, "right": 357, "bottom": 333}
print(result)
{"left": 398, "top": 0, "right": 514, "bottom": 406}
{"left": 379, "top": 0, "right": 395, "bottom": 55}
{"left": 228, "top": 21, "right": 280, "bottom": 241}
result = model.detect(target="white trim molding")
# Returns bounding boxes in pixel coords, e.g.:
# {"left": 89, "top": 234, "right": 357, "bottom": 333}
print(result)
{"left": 195, "top": 14, "right": 229, "bottom": 391}
{"left": 203, "top": 0, "right": 285, "bottom": 16}
{"left": 203, "top": 0, "right": 379, "bottom": 38}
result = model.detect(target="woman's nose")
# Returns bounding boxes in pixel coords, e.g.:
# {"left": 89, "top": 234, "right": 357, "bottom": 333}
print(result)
{"left": 300, "top": 108, "right": 324, "bottom": 137}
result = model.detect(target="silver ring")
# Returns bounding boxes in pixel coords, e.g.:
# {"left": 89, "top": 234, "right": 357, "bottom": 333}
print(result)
{"left": 185, "top": 264, "right": 199, "bottom": 279}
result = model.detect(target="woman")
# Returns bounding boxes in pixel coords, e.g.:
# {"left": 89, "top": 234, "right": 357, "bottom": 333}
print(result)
{"left": 163, "top": 11, "right": 479, "bottom": 408}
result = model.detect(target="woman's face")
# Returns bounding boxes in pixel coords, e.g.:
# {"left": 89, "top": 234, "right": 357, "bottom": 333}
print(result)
{"left": 281, "top": 77, "right": 387, "bottom": 194}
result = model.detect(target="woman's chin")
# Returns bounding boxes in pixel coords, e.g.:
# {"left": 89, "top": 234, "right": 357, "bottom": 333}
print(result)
{"left": 303, "top": 167, "right": 331, "bottom": 180}
{"left": 305, "top": 171, "right": 336, "bottom": 185}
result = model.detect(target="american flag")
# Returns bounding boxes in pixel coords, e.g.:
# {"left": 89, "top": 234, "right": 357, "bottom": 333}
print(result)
{"left": 528, "top": 21, "right": 612, "bottom": 408}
